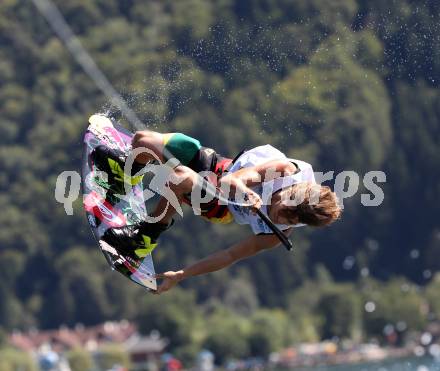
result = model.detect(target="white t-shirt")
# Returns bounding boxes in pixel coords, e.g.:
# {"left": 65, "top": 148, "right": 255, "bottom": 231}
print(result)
{"left": 226, "top": 145, "right": 316, "bottom": 235}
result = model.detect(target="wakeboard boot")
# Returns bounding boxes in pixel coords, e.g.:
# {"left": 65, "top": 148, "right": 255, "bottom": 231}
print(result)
{"left": 91, "top": 145, "right": 145, "bottom": 192}
{"left": 102, "top": 219, "right": 174, "bottom": 259}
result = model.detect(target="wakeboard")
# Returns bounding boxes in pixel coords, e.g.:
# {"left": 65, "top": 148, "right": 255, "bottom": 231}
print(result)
{"left": 81, "top": 114, "right": 157, "bottom": 291}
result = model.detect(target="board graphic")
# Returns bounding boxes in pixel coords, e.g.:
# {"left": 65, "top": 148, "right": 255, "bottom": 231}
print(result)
{"left": 81, "top": 114, "right": 157, "bottom": 291}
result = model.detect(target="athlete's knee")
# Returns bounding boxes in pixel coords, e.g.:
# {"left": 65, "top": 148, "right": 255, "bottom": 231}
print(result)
{"left": 132, "top": 131, "right": 153, "bottom": 148}
{"left": 132, "top": 131, "right": 144, "bottom": 142}
{"left": 132, "top": 131, "right": 165, "bottom": 162}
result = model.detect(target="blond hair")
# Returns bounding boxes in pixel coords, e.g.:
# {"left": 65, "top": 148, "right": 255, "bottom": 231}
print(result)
{"left": 280, "top": 182, "right": 342, "bottom": 227}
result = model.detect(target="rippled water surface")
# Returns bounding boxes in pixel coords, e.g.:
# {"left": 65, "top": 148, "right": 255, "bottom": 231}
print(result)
{"left": 295, "top": 357, "right": 440, "bottom": 371}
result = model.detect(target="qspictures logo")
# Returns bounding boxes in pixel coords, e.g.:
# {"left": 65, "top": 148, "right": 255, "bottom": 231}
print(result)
{"left": 55, "top": 147, "right": 386, "bottom": 221}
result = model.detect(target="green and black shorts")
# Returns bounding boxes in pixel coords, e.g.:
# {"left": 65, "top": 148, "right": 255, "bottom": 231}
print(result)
{"left": 162, "top": 133, "right": 234, "bottom": 224}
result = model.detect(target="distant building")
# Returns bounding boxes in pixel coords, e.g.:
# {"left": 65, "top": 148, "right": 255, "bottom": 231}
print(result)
{"left": 9, "top": 320, "right": 137, "bottom": 353}
{"left": 8, "top": 321, "right": 168, "bottom": 370}
{"left": 124, "top": 330, "right": 168, "bottom": 371}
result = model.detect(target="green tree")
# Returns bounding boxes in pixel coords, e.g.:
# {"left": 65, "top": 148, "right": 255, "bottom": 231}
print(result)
{"left": 40, "top": 247, "right": 112, "bottom": 327}
{"left": 273, "top": 30, "right": 392, "bottom": 171}
{"left": 0, "top": 0, "right": 440, "bottom": 351}
{"left": 383, "top": 81, "right": 440, "bottom": 279}
{"left": 425, "top": 273, "right": 440, "bottom": 320}
{"left": 204, "top": 309, "right": 249, "bottom": 365}
{"left": 248, "top": 309, "right": 291, "bottom": 357}
{"left": 362, "top": 279, "right": 427, "bottom": 340}
{"left": 316, "top": 286, "right": 362, "bottom": 341}
{"left": 137, "top": 288, "right": 200, "bottom": 349}
{"left": 66, "top": 348, "right": 93, "bottom": 371}
{"left": 0, "top": 282, "right": 25, "bottom": 330}
{"left": 95, "top": 344, "right": 130, "bottom": 371}
{"left": 0, "top": 348, "right": 37, "bottom": 371}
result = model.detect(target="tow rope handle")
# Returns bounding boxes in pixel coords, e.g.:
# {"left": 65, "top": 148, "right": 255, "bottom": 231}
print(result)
{"left": 242, "top": 193, "right": 293, "bottom": 251}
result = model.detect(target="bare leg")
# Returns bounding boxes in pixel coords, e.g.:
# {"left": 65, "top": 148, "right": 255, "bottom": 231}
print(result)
{"left": 150, "top": 165, "right": 199, "bottom": 225}
{"left": 132, "top": 131, "right": 206, "bottom": 224}
{"left": 132, "top": 130, "right": 175, "bottom": 164}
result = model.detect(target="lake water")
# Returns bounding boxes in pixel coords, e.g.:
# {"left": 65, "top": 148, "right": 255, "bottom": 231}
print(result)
{"left": 295, "top": 357, "right": 440, "bottom": 371}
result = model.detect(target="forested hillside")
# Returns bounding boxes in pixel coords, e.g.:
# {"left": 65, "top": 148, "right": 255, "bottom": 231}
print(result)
{"left": 1, "top": 0, "right": 440, "bottom": 361}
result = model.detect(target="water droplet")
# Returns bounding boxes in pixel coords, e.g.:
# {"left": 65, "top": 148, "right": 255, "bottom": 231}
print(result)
{"left": 360, "top": 267, "right": 370, "bottom": 277}
{"left": 365, "top": 301, "right": 376, "bottom": 313}
{"left": 343, "top": 256, "right": 355, "bottom": 270}
{"left": 383, "top": 324, "right": 394, "bottom": 336}
{"left": 396, "top": 321, "right": 407, "bottom": 332}
{"left": 414, "top": 346, "right": 425, "bottom": 357}
{"left": 429, "top": 344, "right": 440, "bottom": 358}
{"left": 420, "top": 332, "right": 432, "bottom": 345}
{"left": 423, "top": 270, "right": 432, "bottom": 279}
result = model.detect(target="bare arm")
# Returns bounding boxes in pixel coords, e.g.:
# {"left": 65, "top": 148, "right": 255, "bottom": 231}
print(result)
{"left": 222, "top": 159, "right": 298, "bottom": 187}
{"left": 218, "top": 160, "right": 298, "bottom": 209}
{"left": 155, "top": 232, "right": 289, "bottom": 294}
